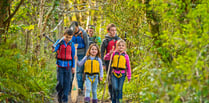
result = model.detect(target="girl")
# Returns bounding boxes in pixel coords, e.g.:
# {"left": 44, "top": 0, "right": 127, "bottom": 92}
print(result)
{"left": 104, "top": 39, "right": 131, "bottom": 103}
{"left": 75, "top": 43, "right": 103, "bottom": 103}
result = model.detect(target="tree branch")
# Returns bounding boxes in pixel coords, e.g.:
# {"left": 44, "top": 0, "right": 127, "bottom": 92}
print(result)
{"left": 41, "top": 0, "right": 56, "bottom": 34}
{"left": 3, "top": 0, "right": 24, "bottom": 25}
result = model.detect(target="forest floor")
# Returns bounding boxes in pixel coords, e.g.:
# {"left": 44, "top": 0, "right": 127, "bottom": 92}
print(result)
{"left": 52, "top": 93, "right": 132, "bottom": 103}
{"left": 52, "top": 93, "right": 112, "bottom": 103}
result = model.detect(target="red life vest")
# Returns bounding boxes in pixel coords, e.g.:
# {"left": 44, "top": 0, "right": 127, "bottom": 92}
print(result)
{"left": 106, "top": 39, "right": 117, "bottom": 53}
{"left": 56, "top": 42, "right": 72, "bottom": 61}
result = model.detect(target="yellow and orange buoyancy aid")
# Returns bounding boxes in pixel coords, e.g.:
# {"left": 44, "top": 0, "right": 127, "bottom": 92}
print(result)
{"left": 111, "top": 52, "right": 127, "bottom": 70}
{"left": 84, "top": 56, "right": 100, "bottom": 75}
{"left": 111, "top": 52, "right": 127, "bottom": 78}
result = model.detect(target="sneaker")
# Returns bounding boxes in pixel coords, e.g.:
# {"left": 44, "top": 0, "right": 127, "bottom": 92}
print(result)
{"left": 57, "top": 95, "right": 62, "bottom": 103}
{"left": 78, "top": 88, "right": 84, "bottom": 96}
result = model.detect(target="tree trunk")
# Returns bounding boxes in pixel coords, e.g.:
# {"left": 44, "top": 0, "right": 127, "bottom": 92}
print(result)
{"left": 0, "top": 0, "right": 24, "bottom": 43}
{"left": 58, "top": 0, "right": 64, "bottom": 37}
{"left": 144, "top": 0, "right": 173, "bottom": 63}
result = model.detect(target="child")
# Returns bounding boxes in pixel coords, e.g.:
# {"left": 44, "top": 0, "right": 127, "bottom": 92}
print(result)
{"left": 101, "top": 23, "right": 120, "bottom": 100}
{"left": 104, "top": 39, "right": 131, "bottom": 103}
{"left": 52, "top": 29, "right": 75, "bottom": 103}
{"left": 75, "top": 43, "right": 103, "bottom": 103}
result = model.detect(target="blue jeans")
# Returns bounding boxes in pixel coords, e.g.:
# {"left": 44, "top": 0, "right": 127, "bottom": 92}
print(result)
{"left": 70, "top": 54, "right": 85, "bottom": 92}
{"left": 85, "top": 74, "right": 99, "bottom": 99}
{"left": 111, "top": 73, "right": 125, "bottom": 103}
{"left": 105, "top": 60, "right": 113, "bottom": 99}
{"left": 56, "top": 67, "right": 72, "bottom": 102}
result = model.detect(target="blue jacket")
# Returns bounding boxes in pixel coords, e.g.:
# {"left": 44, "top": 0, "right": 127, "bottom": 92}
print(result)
{"left": 72, "top": 27, "right": 89, "bottom": 55}
{"left": 54, "top": 39, "right": 75, "bottom": 68}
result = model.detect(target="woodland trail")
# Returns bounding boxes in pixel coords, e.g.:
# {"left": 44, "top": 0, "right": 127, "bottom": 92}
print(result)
{"left": 52, "top": 94, "right": 112, "bottom": 103}
{"left": 52, "top": 93, "right": 132, "bottom": 103}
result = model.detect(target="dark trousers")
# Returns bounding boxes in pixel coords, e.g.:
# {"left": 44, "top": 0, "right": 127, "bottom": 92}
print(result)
{"left": 56, "top": 67, "right": 72, "bottom": 102}
{"left": 70, "top": 54, "right": 85, "bottom": 93}
{"left": 105, "top": 60, "right": 113, "bottom": 100}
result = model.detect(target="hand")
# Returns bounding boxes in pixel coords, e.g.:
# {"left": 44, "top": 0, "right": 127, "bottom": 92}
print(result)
{"left": 109, "top": 48, "right": 114, "bottom": 54}
{"left": 100, "top": 77, "right": 103, "bottom": 81}
{"left": 103, "top": 65, "right": 106, "bottom": 71}
{"left": 51, "top": 44, "right": 55, "bottom": 52}
{"left": 72, "top": 67, "right": 75, "bottom": 73}
{"left": 74, "top": 56, "right": 78, "bottom": 60}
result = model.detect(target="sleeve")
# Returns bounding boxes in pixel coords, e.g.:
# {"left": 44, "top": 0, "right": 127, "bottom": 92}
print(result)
{"left": 101, "top": 39, "right": 107, "bottom": 65}
{"left": 54, "top": 40, "right": 61, "bottom": 52}
{"left": 81, "top": 28, "right": 89, "bottom": 54}
{"left": 77, "top": 56, "right": 87, "bottom": 67}
{"left": 104, "top": 52, "right": 115, "bottom": 60}
{"left": 71, "top": 42, "right": 75, "bottom": 68}
{"left": 125, "top": 54, "right": 131, "bottom": 80}
{"left": 97, "top": 37, "right": 102, "bottom": 45}
{"left": 98, "top": 58, "right": 103, "bottom": 78}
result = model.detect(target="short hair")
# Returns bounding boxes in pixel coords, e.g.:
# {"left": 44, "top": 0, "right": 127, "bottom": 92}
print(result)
{"left": 64, "top": 29, "right": 73, "bottom": 36}
{"left": 71, "top": 21, "right": 79, "bottom": 27}
{"left": 107, "top": 23, "right": 116, "bottom": 31}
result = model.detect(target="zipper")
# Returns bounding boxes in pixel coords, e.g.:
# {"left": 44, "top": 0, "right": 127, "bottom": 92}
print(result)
{"left": 117, "top": 54, "right": 120, "bottom": 70}
{"left": 91, "top": 60, "right": 93, "bottom": 74}
{"left": 65, "top": 47, "right": 66, "bottom": 60}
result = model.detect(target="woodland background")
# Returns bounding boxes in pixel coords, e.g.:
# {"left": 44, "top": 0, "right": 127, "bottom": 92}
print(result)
{"left": 0, "top": 0, "right": 209, "bottom": 102}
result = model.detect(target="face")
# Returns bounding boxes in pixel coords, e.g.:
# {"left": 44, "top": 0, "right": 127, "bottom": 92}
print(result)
{"left": 90, "top": 46, "right": 98, "bottom": 56}
{"left": 74, "top": 26, "right": 79, "bottom": 34}
{"left": 64, "top": 34, "right": 73, "bottom": 43}
{"left": 88, "top": 29, "right": 94, "bottom": 37}
{"left": 108, "top": 27, "right": 116, "bottom": 37}
{"left": 117, "top": 42, "right": 126, "bottom": 52}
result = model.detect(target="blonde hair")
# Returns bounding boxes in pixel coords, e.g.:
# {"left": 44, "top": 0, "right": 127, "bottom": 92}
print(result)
{"left": 86, "top": 43, "right": 101, "bottom": 58}
{"left": 116, "top": 39, "right": 127, "bottom": 51}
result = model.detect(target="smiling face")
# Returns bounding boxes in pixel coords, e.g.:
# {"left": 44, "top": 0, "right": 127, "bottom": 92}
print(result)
{"left": 90, "top": 46, "right": 98, "bottom": 56}
{"left": 108, "top": 27, "right": 117, "bottom": 37}
{"left": 116, "top": 41, "right": 126, "bottom": 53}
{"left": 88, "top": 29, "right": 94, "bottom": 37}
{"left": 64, "top": 34, "right": 73, "bottom": 43}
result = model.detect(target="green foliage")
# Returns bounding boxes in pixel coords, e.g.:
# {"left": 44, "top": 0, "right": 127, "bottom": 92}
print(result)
{"left": 0, "top": 39, "right": 57, "bottom": 102}
{"left": 102, "top": 0, "right": 209, "bottom": 102}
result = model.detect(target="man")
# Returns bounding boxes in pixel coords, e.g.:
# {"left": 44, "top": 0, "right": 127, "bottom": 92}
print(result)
{"left": 87, "top": 25, "right": 101, "bottom": 46}
{"left": 69, "top": 21, "right": 89, "bottom": 95}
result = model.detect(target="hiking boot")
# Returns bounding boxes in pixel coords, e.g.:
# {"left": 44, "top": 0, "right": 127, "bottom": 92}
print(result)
{"left": 84, "top": 97, "right": 90, "bottom": 103}
{"left": 92, "top": 99, "right": 98, "bottom": 103}
{"left": 57, "top": 95, "right": 62, "bottom": 103}
{"left": 78, "top": 88, "right": 84, "bottom": 96}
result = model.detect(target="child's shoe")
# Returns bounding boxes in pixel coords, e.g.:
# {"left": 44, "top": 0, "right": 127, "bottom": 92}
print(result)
{"left": 92, "top": 99, "right": 98, "bottom": 103}
{"left": 84, "top": 97, "right": 90, "bottom": 103}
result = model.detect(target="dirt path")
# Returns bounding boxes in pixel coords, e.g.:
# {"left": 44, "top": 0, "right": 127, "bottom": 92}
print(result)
{"left": 52, "top": 94, "right": 112, "bottom": 103}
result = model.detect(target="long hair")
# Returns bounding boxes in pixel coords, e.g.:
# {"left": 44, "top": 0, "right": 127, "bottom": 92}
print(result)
{"left": 86, "top": 43, "right": 101, "bottom": 58}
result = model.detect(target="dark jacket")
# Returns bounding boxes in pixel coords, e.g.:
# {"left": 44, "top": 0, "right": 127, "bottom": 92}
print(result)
{"left": 100, "top": 34, "right": 120, "bottom": 65}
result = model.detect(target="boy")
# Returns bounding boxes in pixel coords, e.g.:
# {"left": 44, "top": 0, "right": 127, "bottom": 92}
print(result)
{"left": 52, "top": 29, "right": 75, "bottom": 103}
{"left": 101, "top": 23, "right": 120, "bottom": 101}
